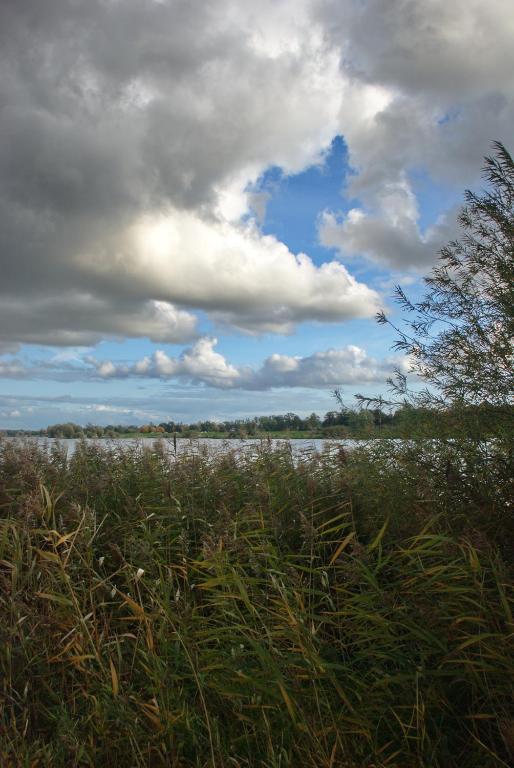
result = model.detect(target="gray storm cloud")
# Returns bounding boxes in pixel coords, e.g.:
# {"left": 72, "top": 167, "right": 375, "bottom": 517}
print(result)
{"left": 1, "top": 0, "right": 373, "bottom": 346}
{"left": 316, "top": 0, "right": 514, "bottom": 266}
{"left": 1, "top": 0, "right": 513, "bottom": 349}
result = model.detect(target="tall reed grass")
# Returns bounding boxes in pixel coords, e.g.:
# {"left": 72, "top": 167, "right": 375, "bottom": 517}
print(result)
{"left": 0, "top": 438, "right": 512, "bottom": 767}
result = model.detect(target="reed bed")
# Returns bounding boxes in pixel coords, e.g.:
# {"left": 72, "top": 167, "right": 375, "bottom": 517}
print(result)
{"left": 0, "top": 438, "right": 512, "bottom": 767}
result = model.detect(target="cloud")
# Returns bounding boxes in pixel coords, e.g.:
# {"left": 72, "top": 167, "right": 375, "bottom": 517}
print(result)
{"left": 327, "top": 0, "right": 514, "bottom": 184}
{"left": 0, "top": 295, "right": 198, "bottom": 347}
{"left": 0, "top": 357, "right": 26, "bottom": 378}
{"left": 88, "top": 337, "right": 241, "bottom": 388}
{"left": 250, "top": 346, "right": 399, "bottom": 389}
{"left": 0, "top": 342, "right": 20, "bottom": 355}
{"left": 319, "top": 192, "right": 460, "bottom": 270}
{"left": 0, "top": 391, "right": 160, "bottom": 428}
{"left": 85, "top": 404, "right": 134, "bottom": 415}
{"left": 83, "top": 211, "right": 378, "bottom": 334}
{"left": 0, "top": 409, "right": 21, "bottom": 419}
{"left": 322, "top": 0, "right": 514, "bottom": 104}
{"left": 0, "top": 203, "right": 378, "bottom": 344}
{"left": 0, "top": 0, "right": 359, "bottom": 345}
{"left": 315, "top": 0, "right": 514, "bottom": 269}
{"left": 87, "top": 337, "right": 399, "bottom": 390}
{"left": 1, "top": 0, "right": 512, "bottom": 349}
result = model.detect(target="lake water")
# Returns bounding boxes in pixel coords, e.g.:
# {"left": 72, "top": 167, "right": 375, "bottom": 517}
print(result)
{"left": 1, "top": 436, "right": 357, "bottom": 460}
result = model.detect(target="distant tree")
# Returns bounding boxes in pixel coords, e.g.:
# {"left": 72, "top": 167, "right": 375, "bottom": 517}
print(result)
{"left": 245, "top": 419, "right": 258, "bottom": 436}
{"left": 358, "top": 142, "right": 513, "bottom": 412}
{"left": 46, "top": 422, "right": 84, "bottom": 438}
{"left": 305, "top": 412, "right": 321, "bottom": 430}
{"left": 322, "top": 411, "right": 341, "bottom": 427}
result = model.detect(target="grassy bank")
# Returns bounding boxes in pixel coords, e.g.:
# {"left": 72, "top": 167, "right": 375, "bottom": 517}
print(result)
{"left": 0, "top": 438, "right": 512, "bottom": 767}
{"left": 112, "top": 430, "right": 328, "bottom": 440}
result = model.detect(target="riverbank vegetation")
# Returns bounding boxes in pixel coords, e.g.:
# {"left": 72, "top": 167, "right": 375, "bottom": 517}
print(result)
{"left": 0, "top": 436, "right": 512, "bottom": 767}
{"left": 2, "top": 402, "right": 512, "bottom": 440}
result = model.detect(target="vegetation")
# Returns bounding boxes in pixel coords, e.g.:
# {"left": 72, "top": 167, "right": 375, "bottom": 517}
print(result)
{"left": 0, "top": 437, "right": 512, "bottom": 767}
{"left": 2, "top": 403, "right": 512, "bottom": 441}
{"left": 360, "top": 141, "right": 513, "bottom": 415}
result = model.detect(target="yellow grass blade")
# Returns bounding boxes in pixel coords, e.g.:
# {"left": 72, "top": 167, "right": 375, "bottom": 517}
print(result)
{"left": 329, "top": 530, "right": 356, "bottom": 566}
{"left": 109, "top": 657, "right": 119, "bottom": 696}
{"left": 368, "top": 516, "right": 389, "bottom": 552}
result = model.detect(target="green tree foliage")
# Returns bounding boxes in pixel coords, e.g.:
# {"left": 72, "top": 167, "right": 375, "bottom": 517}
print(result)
{"left": 366, "top": 142, "right": 514, "bottom": 412}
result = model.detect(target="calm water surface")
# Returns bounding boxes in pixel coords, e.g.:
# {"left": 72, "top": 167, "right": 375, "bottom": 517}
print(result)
{"left": 2, "top": 436, "right": 359, "bottom": 459}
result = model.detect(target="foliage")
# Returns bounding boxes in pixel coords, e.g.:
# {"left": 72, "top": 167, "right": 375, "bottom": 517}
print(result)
{"left": 359, "top": 141, "right": 514, "bottom": 414}
{"left": 4, "top": 404, "right": 512, "bottom": 441}
{"left": 0, "top": 437, "right": 512, "bottom": 767}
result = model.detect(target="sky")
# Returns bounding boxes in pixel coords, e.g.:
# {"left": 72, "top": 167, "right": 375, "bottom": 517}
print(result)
{"left": 1, "top": 0, "right": 513, "bottom": 429}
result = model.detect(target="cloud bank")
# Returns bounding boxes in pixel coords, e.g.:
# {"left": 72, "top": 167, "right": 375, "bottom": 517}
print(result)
{"left": 87, "top": 337, "right": 401, "bottom": 390}
{"left": 1, "top": 0, "right": 512, "bottom": 350}
{"left": 1, "top": 0, "right": 362, "bottom": 346}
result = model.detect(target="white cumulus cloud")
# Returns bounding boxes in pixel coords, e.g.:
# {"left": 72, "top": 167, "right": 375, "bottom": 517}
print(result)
{"left": 81, "top": 211, "right": 379, "bottom": 334}
{"left": 87, "top": 337, "right": 401, "bottom": 390}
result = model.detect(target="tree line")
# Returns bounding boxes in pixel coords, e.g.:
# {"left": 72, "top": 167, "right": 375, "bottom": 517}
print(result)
{"left": 2, "top": 402, "right": 510, "bottom": 440}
